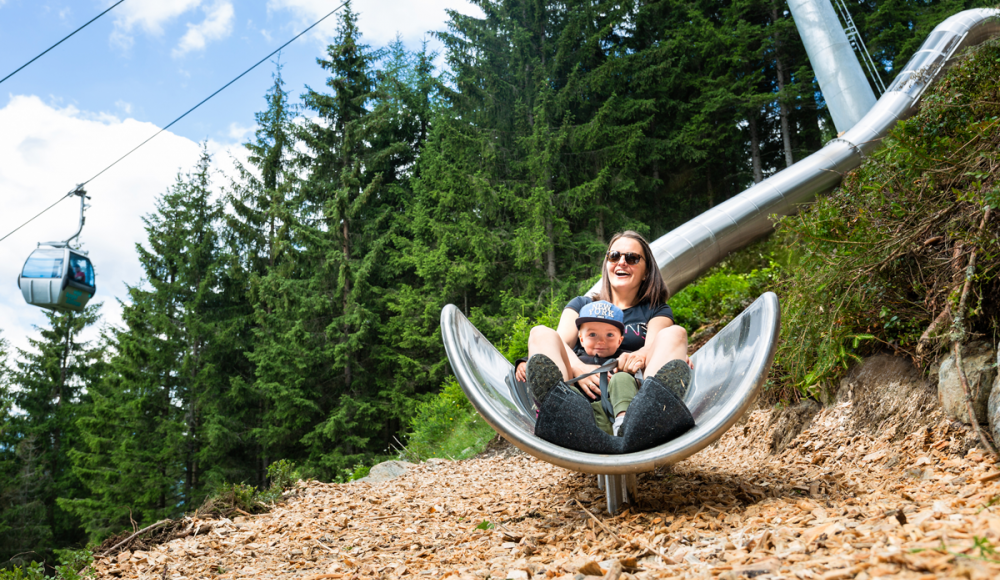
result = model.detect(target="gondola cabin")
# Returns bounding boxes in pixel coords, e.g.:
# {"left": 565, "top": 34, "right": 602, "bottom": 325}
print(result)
{"left": 18, "top": 246, "right": 96, "bottom": 312}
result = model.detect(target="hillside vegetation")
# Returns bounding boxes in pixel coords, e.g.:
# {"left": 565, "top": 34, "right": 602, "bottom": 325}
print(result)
{"left": 2, "top": 0, "right": 998, "bottom": 572}
{"left": 775, "top": 36, "right": 1000, "bottom": 394}
{"left": 412, "top": 33, "right": 1000, "bottom": 460}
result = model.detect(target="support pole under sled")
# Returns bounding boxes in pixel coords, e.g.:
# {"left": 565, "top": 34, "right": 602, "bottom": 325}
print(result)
{"left": 597, "top": 474, "right": 638, "bottom": 514}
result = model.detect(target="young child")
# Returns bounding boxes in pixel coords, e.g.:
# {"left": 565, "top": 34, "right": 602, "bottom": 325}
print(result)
{"left": 572, "top": 300, "right": 639, "bottom": 436}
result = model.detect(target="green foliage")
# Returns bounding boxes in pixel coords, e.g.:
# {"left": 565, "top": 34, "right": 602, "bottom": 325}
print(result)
{"left": 475, "top": 520, "right": 495, "bottom": 530}
{"left": 51, "top": 548, "right": 94, "bottom": 580}
{"left": 0, "top": 562, "right": 44, "bottom": 580}
{"left": 201, "top": 459, "right": 301, "bottom": 517}
{"left": 266, "top": 459, "right": 299, "bottom": 491}
{"left": 0, "top": 548, "right": 93, "bottom": 580}
{"left": 670, "top": 256, "right": 782, "bottom": 332}
{"left": 1, "top": 308, "right": 103, "bottom": 566}
{"left": 404, "top": 378, "right": 496, "bottom": 462}
{"left": 496, "top": 298, "right": 569, "bottom": 364}
{"left": 774, "top": 38, "right": 1000, "bottom": 395}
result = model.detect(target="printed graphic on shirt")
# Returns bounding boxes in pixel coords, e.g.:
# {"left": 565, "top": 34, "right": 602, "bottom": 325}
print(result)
{"left": 625, "top": 322, "right": 647, "bottom": 341}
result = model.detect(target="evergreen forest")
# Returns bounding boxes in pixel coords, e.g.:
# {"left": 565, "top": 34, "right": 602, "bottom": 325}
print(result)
{"left": 2, "top": 0, "right": 995, "bottom": 568}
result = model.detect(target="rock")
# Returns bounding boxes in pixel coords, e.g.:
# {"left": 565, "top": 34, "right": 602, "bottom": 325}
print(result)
{"left": 989, "top": 350, "right": 1000, "bottom": 447}
{"left": 937, "top": 342, "right": 996, "bottom": 424}
{"left": 355, "top": 460, "right": 416, "bottom": 483}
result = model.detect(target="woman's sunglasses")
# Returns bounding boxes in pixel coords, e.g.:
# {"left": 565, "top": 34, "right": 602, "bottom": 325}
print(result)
{"left": 606, "top": 250, "right": 643, "bottom": 265}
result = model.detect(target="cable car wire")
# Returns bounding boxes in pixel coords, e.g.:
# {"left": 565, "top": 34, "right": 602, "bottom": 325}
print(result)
{"left": 0, "top": 0, "right": 126, "bottom": 87}
{"left": 82, "top": 0, "right": 349, "bottom": 188}
{"left": 0, "top": 1, "right": 348, "bottom": 246}
{"left": 0, "top": 194, "right": 72, "bottom": 244}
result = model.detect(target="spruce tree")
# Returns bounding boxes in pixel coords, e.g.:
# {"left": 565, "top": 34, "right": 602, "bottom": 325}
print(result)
{"left": 224, "top": 65, "right": 299, "bottom": 487}
{"left": 0, "top": 308, "right": 102, "bottom": 564}
{"left": 251, "top": 3, "right": 428, "bottom": 476}
{"left": 65, "top": 147, "right": 232, "bottom": 539}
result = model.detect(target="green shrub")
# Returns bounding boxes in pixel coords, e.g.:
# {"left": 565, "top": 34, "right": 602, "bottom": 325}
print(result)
{"left": 0, "top": 562, "right": 45, "bottom": 580}
{"left": 0, "top": 549, "right": 94, "bottom": 580}
{"left": 201, "top": 459, "right": 302, "bottom": 516}
{"left": 404, "top": 378, "right": 496, "bottom": 461}
{"left": 774, "top": 38, "right": 1000, "bottom": 396}
{"left": 266, "top": 458, "right": 299, "bottom": 491}
{"left": 665, "top": 234, "right": 785, "bottom": 333}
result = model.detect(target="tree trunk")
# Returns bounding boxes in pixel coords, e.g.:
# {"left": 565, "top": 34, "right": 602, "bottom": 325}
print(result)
{"left": 749, "top": 114, "right": 763, "bottom": 184}
{"left": 342, "top": 217, "right": 352, "bottom": 389}
{"left": 772, "top": 7, "right": 794, "bottom": 168}
{"left": 545, "top": 217, "right": 556, "bottom": 281}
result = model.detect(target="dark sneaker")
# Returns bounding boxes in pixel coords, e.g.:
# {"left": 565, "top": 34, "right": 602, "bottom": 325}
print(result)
{"left": 652, "top": 359, "right": 692, "bottom": 402}
{"left": 526, "top": 354, "right": 564, "bottom": 405}
{"left": 617, "top": 361, "right": 695, "bottom": 453}
{"left": 535, "top": 384, "right": 624, "bottom": 454}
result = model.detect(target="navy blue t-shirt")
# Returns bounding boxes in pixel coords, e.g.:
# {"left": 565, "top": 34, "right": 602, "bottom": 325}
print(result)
{"left": 566, "top": 295, "right": 674, "bottom": 356}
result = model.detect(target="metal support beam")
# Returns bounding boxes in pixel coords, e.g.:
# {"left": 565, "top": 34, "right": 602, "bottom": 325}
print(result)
{"left": 788, "top": 0, "right": 877, "bottom": 132}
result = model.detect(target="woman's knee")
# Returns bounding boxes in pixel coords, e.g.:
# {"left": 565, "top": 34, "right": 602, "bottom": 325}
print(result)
{"left": 656, "top": 325, "right": 687, "bottom": 346}
{"left": 527, "top": 325, "right": 560, "bottom": 348}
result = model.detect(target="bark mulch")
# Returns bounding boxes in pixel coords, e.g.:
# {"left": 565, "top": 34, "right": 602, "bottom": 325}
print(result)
{"left": 91, "top": 401, "right": 1000, "bottom": 580}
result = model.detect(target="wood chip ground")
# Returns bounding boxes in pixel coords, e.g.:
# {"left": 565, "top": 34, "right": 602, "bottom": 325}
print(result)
{"left": 92, "top": 401, "right": 1000, "bottom": 580}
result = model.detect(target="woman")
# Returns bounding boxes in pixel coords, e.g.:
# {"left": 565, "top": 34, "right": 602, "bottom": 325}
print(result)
{"left": 518, "top": 231, "right": 695, "bottom": 454}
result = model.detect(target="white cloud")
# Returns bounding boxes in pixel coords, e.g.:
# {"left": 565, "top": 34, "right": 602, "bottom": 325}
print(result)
{"left": 115, "top": 99, "right": 133, "bottom": 115}
{"left": 0, "top": 95, "right": 246, "bottom": 358}
{"left": 227, "top": 122, "right": 254, "bottom": 140}
{"left": 268, "top": 0, "right": 482, "bottom": 48}
{"left": 111, "top": 0, "right": 203, "bottom": 50}
{"left": 173, "top": 1, "right": 236, "bottom": 58}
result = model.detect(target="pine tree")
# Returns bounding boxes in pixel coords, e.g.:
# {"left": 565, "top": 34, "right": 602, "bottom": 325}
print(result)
{"left": 251, "top": 3, "right": 428, "bottom": 476}
{"left": 224, "top": 64, "right": 299, "bottom": 487}
{"left": 0, "top": 308, "right": 102, "bottom": 564}
{"left": 65, "top": 147, "right": 233, "bottom": 539}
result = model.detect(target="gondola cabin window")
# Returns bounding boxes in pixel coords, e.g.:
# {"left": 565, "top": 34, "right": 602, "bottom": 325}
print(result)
{"left": 21, "top": 248, "right": 64, "bottom": 278}
{"left": 69, "top": 253, "right": 95, "bottom": 287}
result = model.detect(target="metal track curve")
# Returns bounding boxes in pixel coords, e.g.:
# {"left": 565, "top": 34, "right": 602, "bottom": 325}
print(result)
{"left": 441, "top": 9, "right": 1000, "bottom": 475}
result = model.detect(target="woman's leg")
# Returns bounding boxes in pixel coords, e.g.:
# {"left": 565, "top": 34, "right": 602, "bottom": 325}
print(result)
{"left": 527, "top": 325, "right": 572, "bottom": 381}
{"left": 645, "top": 326, "right": 689, "bottom": 377}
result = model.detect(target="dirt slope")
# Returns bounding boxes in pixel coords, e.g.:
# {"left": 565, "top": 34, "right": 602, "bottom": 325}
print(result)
{"left": 93, "top": 383, "right": 1000, "bottom": 579}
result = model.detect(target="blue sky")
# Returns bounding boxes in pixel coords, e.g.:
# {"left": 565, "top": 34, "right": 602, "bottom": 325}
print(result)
{"left": 0, "top": 0, "right": 479, "bottom": 356}
{"left": 1, "top": 0, "right": 474, "bottom": 144}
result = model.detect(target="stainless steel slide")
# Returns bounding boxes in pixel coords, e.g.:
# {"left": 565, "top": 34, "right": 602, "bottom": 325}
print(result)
{"left": 440, "top": 8, "right": 999, "bottom": 508}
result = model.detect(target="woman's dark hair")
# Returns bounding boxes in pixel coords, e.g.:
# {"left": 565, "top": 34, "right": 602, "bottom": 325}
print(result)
{"left": 594, "top": 230, "right": 669, "bottom": 308}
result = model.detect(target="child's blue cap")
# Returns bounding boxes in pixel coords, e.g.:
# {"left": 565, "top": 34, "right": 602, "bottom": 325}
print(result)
{"left": 576, "top": 300, "right": 625, "bottom": 333}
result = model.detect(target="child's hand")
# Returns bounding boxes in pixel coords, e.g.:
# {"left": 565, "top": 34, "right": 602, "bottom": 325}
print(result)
{"left": 515, "top": 361, "right": 527, "bottom": 382}
{"left": 574, "top": 364, "right": 602, "bottom": 399}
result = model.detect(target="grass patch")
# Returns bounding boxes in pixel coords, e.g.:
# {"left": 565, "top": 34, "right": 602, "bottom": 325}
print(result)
{"left": 403, "top": 378, "right": 496, "bottom": 461}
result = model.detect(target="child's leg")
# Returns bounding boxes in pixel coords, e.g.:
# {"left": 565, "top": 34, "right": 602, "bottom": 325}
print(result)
{"left": 609, "top": 373, "right": 638, "bottom": 435}
{"left": 609, "top": 372, "right": 639, "bottom": 416}
{"left": 591, "top": 399, "right": 613, "bottom": 435}
{"left": 588, "top": 373, "right": 637, "bottom": 436}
